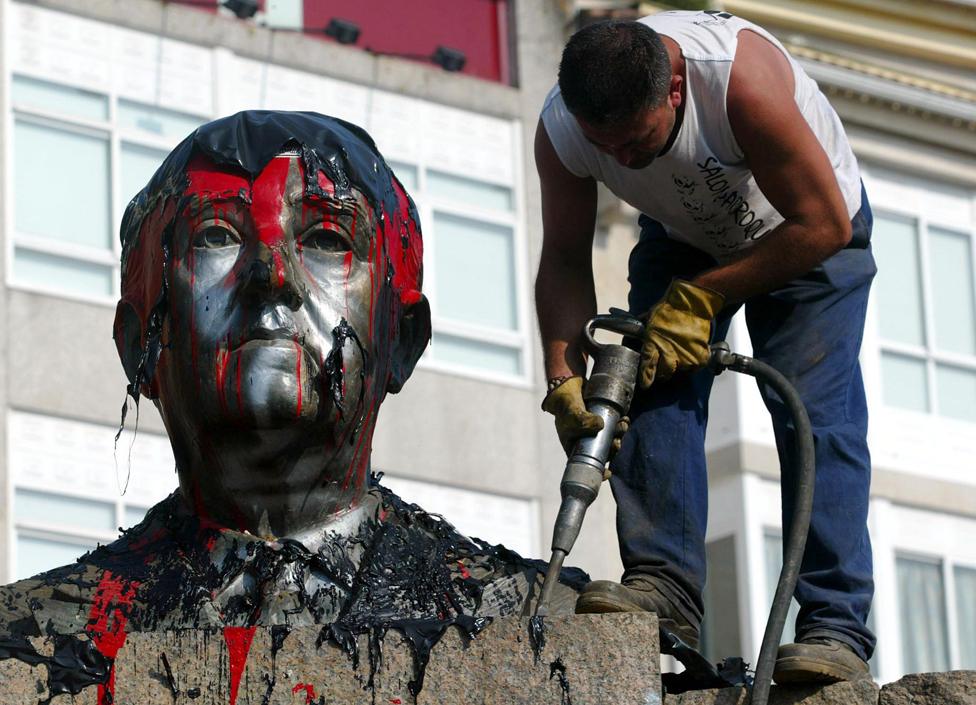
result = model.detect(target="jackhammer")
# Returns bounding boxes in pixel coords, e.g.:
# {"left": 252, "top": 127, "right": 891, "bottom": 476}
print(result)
{"left": 534, "top": 309, "right": 816, "bottom": 705}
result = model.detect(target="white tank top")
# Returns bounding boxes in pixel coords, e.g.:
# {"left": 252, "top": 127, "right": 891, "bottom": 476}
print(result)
{"left": 541, "top": 10, "right": 861, "bottom": 260}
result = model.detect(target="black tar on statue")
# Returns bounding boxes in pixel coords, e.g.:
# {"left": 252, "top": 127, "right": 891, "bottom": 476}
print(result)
{"left": 0, "top": 112, "right": 587, "bottom": 703}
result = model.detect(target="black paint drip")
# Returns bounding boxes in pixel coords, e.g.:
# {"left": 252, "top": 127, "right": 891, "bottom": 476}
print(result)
{"left": 322, "top": 317, "right": 367, "bottom": 419}
{"left": 160, "top": 651, "right": 178, "bottom": 700}
{"left": 549, "top": 657, "right": 573, "bottom": 705}
{"left": 396, "top": 615, "right": 492, "bottom": 697}
{"left": 528, "top": 615, "right": 546, "bottom": 663}
{"left": 260, "top": 625, "right": 291, "bottom": 705}
{"left": 0, "top": 634, "right": 109, "bottom": 703}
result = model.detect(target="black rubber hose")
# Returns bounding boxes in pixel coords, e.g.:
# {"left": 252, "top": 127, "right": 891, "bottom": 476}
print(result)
{"left": 710, "top": 346, "right": 816, "bottom": 705}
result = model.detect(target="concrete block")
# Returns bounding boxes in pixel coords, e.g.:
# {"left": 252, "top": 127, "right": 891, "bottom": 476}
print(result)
{"left": 665, "top": 678, "right": 879, "bottom": 705}
{"left": 880, "top": 671, "right": 976, "bottom": 705}
{"left": 0, "top": 613, "right": 661, "bottom": 705}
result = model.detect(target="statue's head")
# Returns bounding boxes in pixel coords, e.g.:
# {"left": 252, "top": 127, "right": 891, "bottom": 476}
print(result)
{"left": 113, "top": 111, "right": 430, "bottom": 536}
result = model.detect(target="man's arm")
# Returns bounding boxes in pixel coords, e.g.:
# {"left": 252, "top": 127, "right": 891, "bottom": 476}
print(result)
{"left": 534, "top": 118, "right": 599, "bottom": 379}
{"left": 691, "top": 30, "right": 853, "bottom": 304}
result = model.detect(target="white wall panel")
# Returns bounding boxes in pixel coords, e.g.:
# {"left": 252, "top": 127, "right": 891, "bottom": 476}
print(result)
{"left": 7, "top": 409, "right": 176, "bottom": 510}
{"left": 11, "top": 4, "right": 213, "bottom": 116}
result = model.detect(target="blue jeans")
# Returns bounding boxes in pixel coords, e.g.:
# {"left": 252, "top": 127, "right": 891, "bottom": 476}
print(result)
{"left": 610, "top": 188, "right": 877, "bottom": 660}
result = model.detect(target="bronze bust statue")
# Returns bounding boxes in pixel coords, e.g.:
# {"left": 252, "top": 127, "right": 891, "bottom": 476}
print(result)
{"left": 0, "top": 113, "right": 581, "bottom": 676}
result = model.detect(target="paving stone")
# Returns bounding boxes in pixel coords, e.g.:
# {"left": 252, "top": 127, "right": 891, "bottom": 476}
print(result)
{"left": 665, "top": 678, "right": 879, "bottom": 705}
{"left": 0, "top": 613, "right": 661, "bottom": 704}
{"left": 880, "top": 670, "right": 976, "bottom": 705}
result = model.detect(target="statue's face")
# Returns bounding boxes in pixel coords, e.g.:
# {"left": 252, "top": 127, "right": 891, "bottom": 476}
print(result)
{"left": 113, "top": 121, "right": 427, "bottom": 532}
{"left": 155, "top": 152, "right": 384, "bottom": 450}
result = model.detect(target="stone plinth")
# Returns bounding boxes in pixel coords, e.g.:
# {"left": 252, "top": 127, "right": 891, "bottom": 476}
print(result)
{"left": 879, "top": 671, "right": 976, "bottom": 705}
{"left": 0, "top": 613, "right": 661, "bottom": 705}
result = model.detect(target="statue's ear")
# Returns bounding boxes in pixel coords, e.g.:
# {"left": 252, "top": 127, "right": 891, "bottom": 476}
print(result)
{"left": 387, "top": 295, "right": 431, "bottom": 394}
{"left": 114, "top": 301, "right": 144, "bottom": 389}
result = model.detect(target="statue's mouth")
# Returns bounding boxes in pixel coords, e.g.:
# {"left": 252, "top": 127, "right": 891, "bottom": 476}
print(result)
{"left": 227, "top": 330, "right": 323, "bottom": 389}
{"left": 232, "top": 327, "right": 300, "bottom": 350}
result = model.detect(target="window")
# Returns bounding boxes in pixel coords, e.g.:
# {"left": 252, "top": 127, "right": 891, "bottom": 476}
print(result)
{"left": 954, "top": 566, "right": 976, "bottom": 668}
{"left": 8, "top": 74, "right": 207, "bottom": 302}
{"left": 896, "top": 555, "right": 950, "bottom": 672}
{"left": 386, "top": 159, "right": 528, "bottom": 382}
{"left": 7, "top": 411, "right": 176, "bottom": 581}
{"left": 896, "top": 554, "right": 976, "bottom": 673}
{"left": 871, "top": 177, "right": 976, "bottom": 422}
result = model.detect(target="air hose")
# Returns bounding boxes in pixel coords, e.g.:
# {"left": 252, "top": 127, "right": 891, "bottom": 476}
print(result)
{"left": 708, "top": 342, "right": 816, "bottom": 705}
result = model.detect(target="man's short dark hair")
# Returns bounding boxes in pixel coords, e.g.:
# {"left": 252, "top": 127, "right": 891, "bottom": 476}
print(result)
{"left": 558, "top": 20, "right": 672, "bottom": 126}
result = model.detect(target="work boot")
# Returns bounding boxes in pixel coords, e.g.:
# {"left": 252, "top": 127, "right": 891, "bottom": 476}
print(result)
{"left": 773, "top": 636, "right": 870, "bottom": 684}
{"left": 575, "top": 576, "right": 701, "bottom": 649}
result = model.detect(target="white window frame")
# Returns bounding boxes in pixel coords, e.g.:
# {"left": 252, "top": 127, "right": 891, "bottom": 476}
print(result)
{"left": 863, "top": 166, "right": 976, "bottom": 420}
{"left": 892, "top": 550, "right": 976, "bottom": 674}
{"left": 8, "top": 481, "right": 157, "bottom": 582}
{"left": 3, "top": 69, "right": 211, "bottom": 308}
{"left": 4, "top": 409, "right": 173, "bottom": 583}
{"left": 7, "top": 482, "right": 149, "bottom": 579}
{"left": 406, "top": 149, "right": 532, "bottom": 388}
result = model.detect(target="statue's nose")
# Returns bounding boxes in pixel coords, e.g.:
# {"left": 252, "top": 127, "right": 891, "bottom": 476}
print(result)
{"left": 239, "top": 241, "right": 304, "bottom": 310}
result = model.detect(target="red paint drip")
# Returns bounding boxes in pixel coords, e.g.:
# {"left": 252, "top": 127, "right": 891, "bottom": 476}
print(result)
{"left": 273, "top": 249, "right": 286, "bottom": 288}
{"left": 224, "top": 626, "right": 257, "bottom": 705}
{"left": 215, "top": 344, "right": 231, "bottom": 413}
{"left": 293, "top": 338, "right": 303, "bottom": 417}
{"left": 457, "top": 561, "right": 471, "bottom": 579}
{"left": 86, "top": 571, "right": 140, "bottom": 705}
{"left": 250, "top": 158, "right": 290, "bottom": 248}
{"left": 292, "top": 683, "right": 317, "bottom": 704}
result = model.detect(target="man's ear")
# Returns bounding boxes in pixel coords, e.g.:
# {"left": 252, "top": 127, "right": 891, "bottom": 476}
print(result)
{"left": 114, "top": 300, "right": 164, "bottom": 400}
{"left": 114, "top": 301, "right": 144, "bottom": 390}
{"left": 387, "top": 295, "right": 431, "bottom": 394}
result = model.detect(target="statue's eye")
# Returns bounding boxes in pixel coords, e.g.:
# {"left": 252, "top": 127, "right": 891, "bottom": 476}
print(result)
{"left": 193, "top": 225, "right": 241, "bottom": 249}
{"left": 301, "top": 227, "right": 349, "bottom": 253}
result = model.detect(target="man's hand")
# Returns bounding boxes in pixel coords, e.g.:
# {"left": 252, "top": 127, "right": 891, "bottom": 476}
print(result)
{"left": 542, "top": 376, "right": 604, "bottom": 455}
{"left": 542, "top": 378, "right": 629, "bottom": 474}
{"left": 639, "top": 279, "right": 725, "bottom": 389}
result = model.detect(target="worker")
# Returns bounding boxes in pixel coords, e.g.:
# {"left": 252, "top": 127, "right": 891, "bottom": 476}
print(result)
{"left": 536, "top": 11, "right": 876, "bottom": 683}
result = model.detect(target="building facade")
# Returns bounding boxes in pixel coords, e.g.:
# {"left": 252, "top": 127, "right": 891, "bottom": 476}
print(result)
{"left": 0, "top": 0, "right": 617, "bottom": 604}
{"left": 0, "top": 0, "right": 974, "bottom": 687}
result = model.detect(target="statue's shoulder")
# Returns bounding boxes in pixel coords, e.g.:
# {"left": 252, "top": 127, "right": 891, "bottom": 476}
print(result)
{"left": 0, "top": 560, "right": 108, "bottom": 637}
{"left": 370, "top": 483, "right": 589, "bottom": 617}
{"left": 0, "top": 495, "right": 183, "bottom": 638}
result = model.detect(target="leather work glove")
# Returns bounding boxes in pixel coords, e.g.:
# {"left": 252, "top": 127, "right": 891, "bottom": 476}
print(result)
{"left": 542, "top": 376, "right": 604, "bottom": 456}
{"left": 542, "top": 378, "right": 628, "bottom": 476}
{"left": 639, "top": 279, "right": 725, "bottom": 389}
